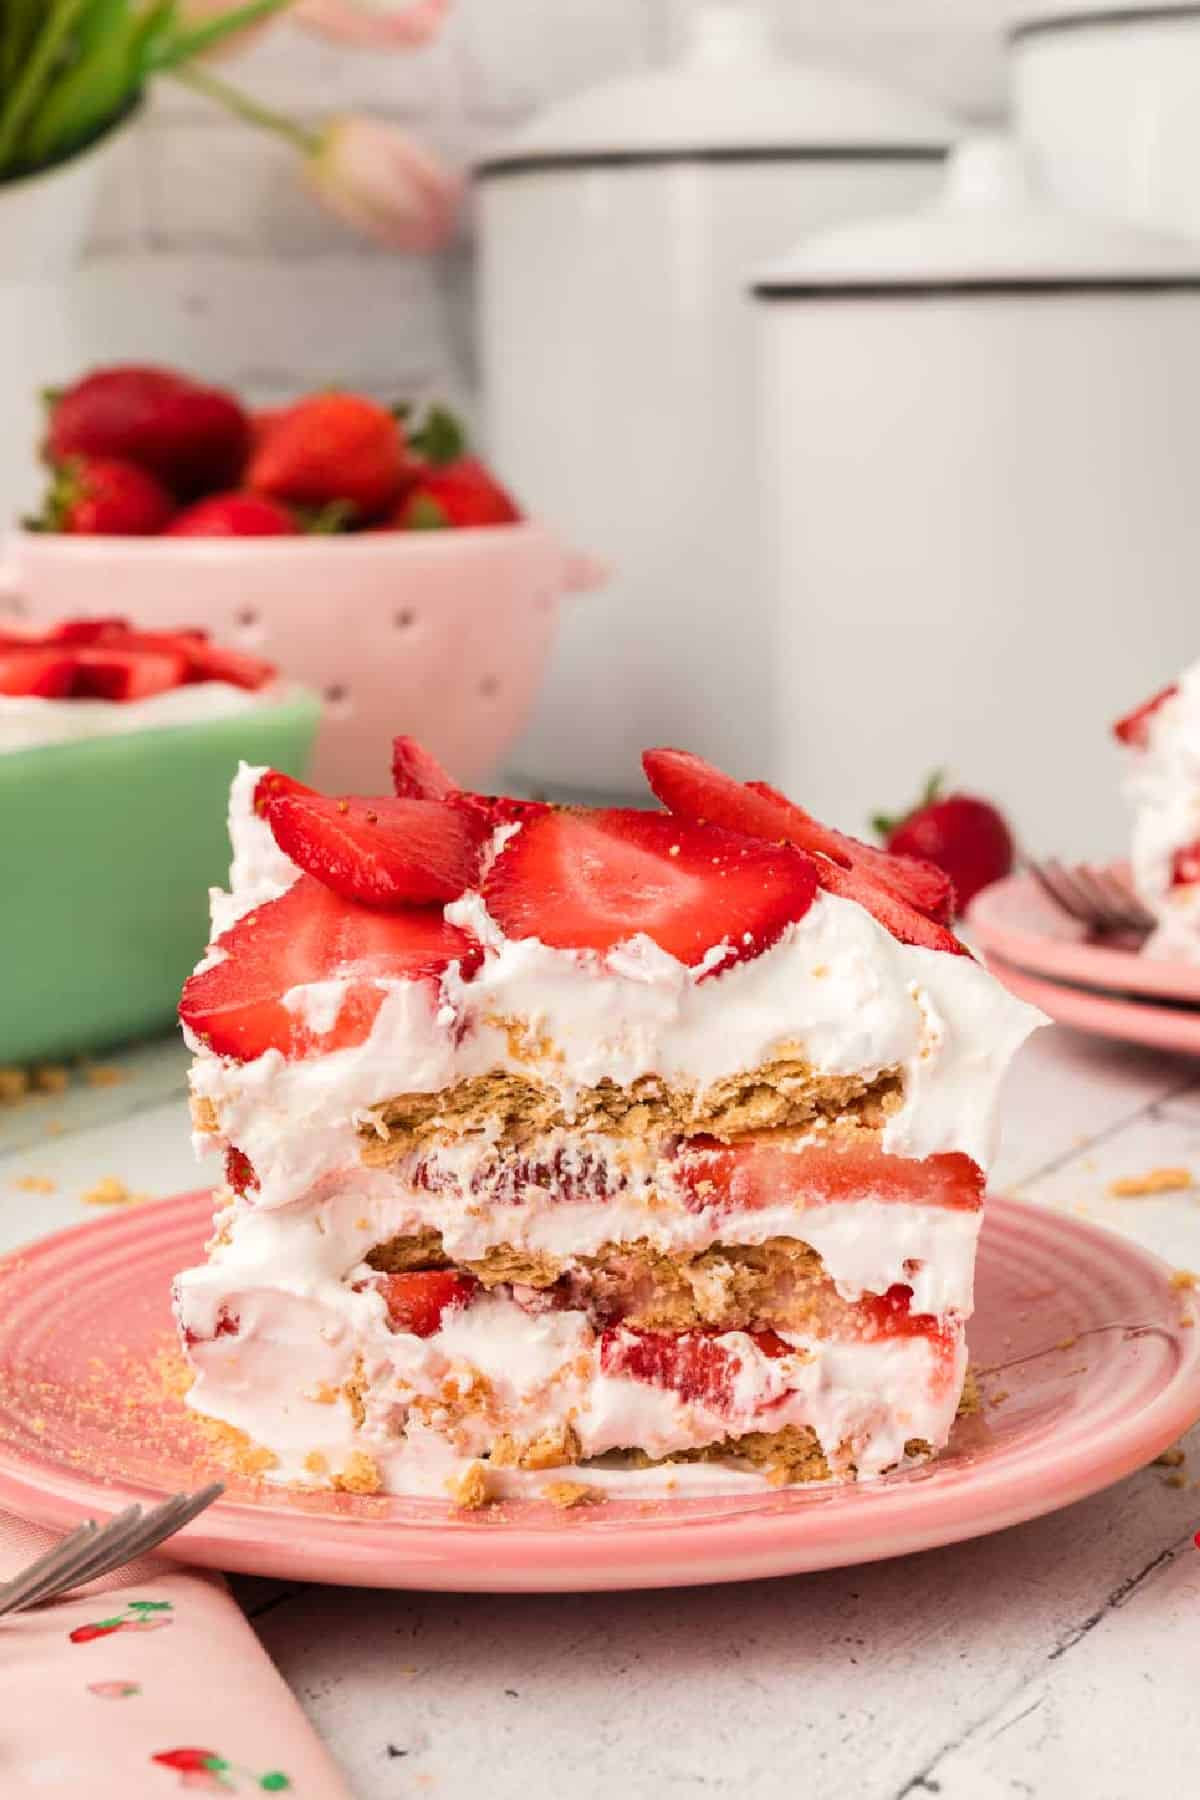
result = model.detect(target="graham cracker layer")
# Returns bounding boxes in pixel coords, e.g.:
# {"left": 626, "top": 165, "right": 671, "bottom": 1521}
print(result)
{"left": 358, "top": 1060, "right": 903, "bottom": 1161}
{"left": 367, "top": 1229, "right": 831, "bottom": 1333}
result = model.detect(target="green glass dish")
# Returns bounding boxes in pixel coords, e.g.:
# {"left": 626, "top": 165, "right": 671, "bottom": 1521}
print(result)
{"left": 0, "top": 688, "right": 320, "bottom": 1064}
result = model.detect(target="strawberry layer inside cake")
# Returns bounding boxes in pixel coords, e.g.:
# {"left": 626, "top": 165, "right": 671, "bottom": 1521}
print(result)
{"left": 174, "top": 740, "right": 1042, "bottom": 1503}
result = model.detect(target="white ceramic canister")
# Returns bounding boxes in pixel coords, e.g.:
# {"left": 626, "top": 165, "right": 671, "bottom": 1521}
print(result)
{"left": 754, "top": 136, "right": 1200, "bottom": 861}
{"left": 1011, "top": 1, "right": 1200, "bottom": 240}
{"left": 477, "top": 1, "right": 952, "bottom": 799}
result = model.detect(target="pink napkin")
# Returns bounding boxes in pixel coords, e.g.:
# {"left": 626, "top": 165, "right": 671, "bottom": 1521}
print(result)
{"left": 0, "top": 1509, "right": 351, "bottom": 1797}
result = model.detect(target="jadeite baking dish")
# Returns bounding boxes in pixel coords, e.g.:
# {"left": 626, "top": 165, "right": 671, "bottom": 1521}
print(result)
{"left": 0, "top": 687, "right": 319, "bottom": 1064}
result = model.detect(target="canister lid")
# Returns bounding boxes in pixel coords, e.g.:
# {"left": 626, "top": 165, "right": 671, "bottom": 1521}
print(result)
{"left": 752, "top": 135, "right": 1200, "bottom": 296}
{"left": 475, "top": 1, "right": 951, "bottom": 179}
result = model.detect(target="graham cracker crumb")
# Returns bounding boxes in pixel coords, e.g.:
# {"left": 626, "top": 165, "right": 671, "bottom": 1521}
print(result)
{"left": 343, "top": 1357, "right": 367, "bottom": 1429}
{"left": 303, "top": 1451, "right": 329, "bottom": 1476}
{"left": 0, "top": 1068, "right": 29, "bottom": 1104}
{"left": 1056, "top": 1335, "right": 1078, "bottom": 1351}
{"left": 1163, "top": 1471, "right": 1188, "bottom": 1489}
{"left": 446, "top": 1460, "right": 491, "bottom": 1510}
{"left": 956, "top": 1369, "right": 981, "bottom": 1417}
{"left": 307, "top": 1383, "right": 339, "bottom": 1405}
{"left": 333, "top": 1451, "right": 381, "bottom": 1495}
{"left": 199, "top": 1416, "right": 279, "bottom": 1477}
{"left": 82, "top": 1063, "right": 123, "bottom": 1089}
{"left": 191, "top": 1096, "right": 218, "bottom": 1135}
{"left": 32, "top": 1065, "right": 70, "bottom": 1095}
{"left": 1170, "top": 1269, "right": 1198, "bottom": 1291}
{"left": 1181, "top": 1315, "right": 1195, "bottom": 1330}
{"left": 13, "top": 1174, "right": 54, "bottom": 1193}
{"left": 1153, "top": 1446, "right": 1185, "bottom": 1468}
{"left": 1109, "top": 1166, "right": 1193, "bottom": 1197}
{"left": 81, "top": 1176, "right": 149, "bottom": 1208}
{"left": 541, "top": 1480, "right": 600, "bottom": 1509}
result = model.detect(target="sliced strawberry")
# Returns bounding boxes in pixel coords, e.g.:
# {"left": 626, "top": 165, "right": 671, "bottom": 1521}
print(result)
{"left": 179, "top": 873, "right": 481, "bottom": 1062}
{"left": 673, "top": 1137, "right": 984, "bottom": 1216}
{"left": 812, "top": 856, "right": 967, "bottom": 955}
{"left": 70, "top": 645, "right": 188, "bottom": 701}
{"left": 0, "top": 647, "right": 75, "bottom": 697}
{"left": 391, "top": 734, "right": 460, "bottom": 801}
{"left": 378, "top": 1269, "right": 478, "bottom": 1336}
{"left": 482, "top": 808, "right": 817, "bottom": 971}
{"left": 599, "top": 1326, "right": 790, "bottom": 1412}
{"left": 1114, "top": 683, "right": 1178, "bottom": 748}
{"left": 1172, "top": 840, "right": 1200, "bottom": 886}
{"left": 642, "top": 748, "right": 955, "bottom": 927}
{"left": 224, "top": 1147, "right": 259, "bottom": 1194}
{"left": 253, "top": 768, "right": 313, "bottom": 817}
{"left": 177, "top": 638, "right": 276, "bottom": 691}
{"left": 42, "top": 616, "right": 132, "bottom": 645}
{"left": 262, "top": 789, "right": 488, "bottom": 907}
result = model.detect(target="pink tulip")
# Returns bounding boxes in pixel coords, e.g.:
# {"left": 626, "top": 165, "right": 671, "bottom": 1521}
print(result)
{"left": 295, "top": 0, "right": 450, "bottom": 46}
{"left": 305, "top": 116, "right": 463, "bottom": 251}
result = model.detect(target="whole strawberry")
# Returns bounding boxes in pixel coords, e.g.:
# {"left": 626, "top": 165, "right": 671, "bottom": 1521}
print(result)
{"left": 395, "top": 456, "right": 520, "bottom": 529}
{"left": 167, "top": 493, "right": 300, "bottom": 536}
{"left": 38, "top": 456, "right": 174, "bottom": 536}
{"left": 873, "top": 775, "right": 1015, "bottom": 915}
{"left": 246, "top": 392, "right": 405, "bottom": 521}
{"left": 46, "top": 366, "right": 250, "bottom": 498}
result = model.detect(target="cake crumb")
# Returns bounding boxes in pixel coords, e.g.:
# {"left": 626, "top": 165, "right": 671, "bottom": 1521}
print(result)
{"left": 31, "top": 1065, "right": 70, "bottom": 1095}
{"left": 333, "top": 1451, "right": 381, "bottom": 1495}
{"left": 1056, "top": 1335, "right": 1078, "bottom": 1351}
{"left": 987, "top": 1387, "right": 1010, "bottom": 1407}
{"left": 446, "top": 1461, "right": 491, "bottom": 1510}
{"left": 82, "top": 1063, "right": 124, "bottom": 1089}
{"left": 303, "top": 1451, "right": 329, "bottom": 1476}
{"left": 1163, "top": 1471, "right": 1188, "bottom": 1489}
{"left": 541, "top": 1480, "right": 600, "bottom": 1509}
{"left": 1153, "top": 1445, "right": 1185, "bottom": 1468}
{"left": 1169, "top": 1269, "right": 1198, "bottom": 1291}
{"left": 0, "top": 1068, "right": 29, "bottom": 1104}
{"left": 81, "top": 1176, "right": 148, "bottom": 1208}
{"left": 13, "top": 1174, "right": 54, "bottom": 1193}
{"left": 306, "top": 1383, "right": 339, "bottom": 1405}
{"left": 1109, "top": 1166, "right": 1193, "bottom": 1197}
{"left": 1180, "top": 1315, "right": 1195, "bottom": 1330}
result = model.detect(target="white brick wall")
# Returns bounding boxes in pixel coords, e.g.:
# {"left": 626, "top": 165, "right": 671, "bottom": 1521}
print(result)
{"left": 70, "top": 1, "right": 1009, "bottom": 412}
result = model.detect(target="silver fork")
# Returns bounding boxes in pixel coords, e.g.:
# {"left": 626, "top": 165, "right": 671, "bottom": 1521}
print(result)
{"left": 0, "top": 1484, "right": 223, "bottom": 1619}
{"left": 1027, "top": 859, "right": 1157, "bottom": 939}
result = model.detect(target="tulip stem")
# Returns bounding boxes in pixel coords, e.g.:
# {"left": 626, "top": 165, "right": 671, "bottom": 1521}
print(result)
{"left": 171, "top": 63, "right": 320, "bottom": 156}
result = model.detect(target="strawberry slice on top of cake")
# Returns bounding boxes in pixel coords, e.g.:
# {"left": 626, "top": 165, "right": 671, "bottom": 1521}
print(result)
{"left": 174, "top": 740, "right": 1042, "bottom": 1504}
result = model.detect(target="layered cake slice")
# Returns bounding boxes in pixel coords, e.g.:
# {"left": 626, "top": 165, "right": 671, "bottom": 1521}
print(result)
{"left": 175, "top": 741, "right": 1041, "bottom": 1502}
{"left": 1115, "top": 666, "right": 1200, "bottom": 960}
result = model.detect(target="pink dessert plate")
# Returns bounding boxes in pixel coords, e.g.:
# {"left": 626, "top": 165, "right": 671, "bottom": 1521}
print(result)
{"left": 969, "top": 864, "right": 1200, "bottom": 1006}
{"left": 980, "top": 956, "right": 1200, "bottom": 1059}
{"left": 1, "top": 1191, "right": 1197, "bottom": 1593}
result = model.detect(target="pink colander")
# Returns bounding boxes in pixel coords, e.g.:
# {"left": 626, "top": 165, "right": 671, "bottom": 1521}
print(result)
{"left": 2, "top": 522, "right": 603, "bottom": 790}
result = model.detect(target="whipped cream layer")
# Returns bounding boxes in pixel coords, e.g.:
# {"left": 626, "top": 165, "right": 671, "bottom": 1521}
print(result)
{"left": 180, "top": 1276, "right": 964, "bottom": 1498}
{"left": 0, "top": 680, "right": 287, "bottom": 756}
{"left": 1126, "top": 661, "right": 1200, "bottom": 961}
{"left": 188, "top": 765, "right": 1044, "bottom": 1211}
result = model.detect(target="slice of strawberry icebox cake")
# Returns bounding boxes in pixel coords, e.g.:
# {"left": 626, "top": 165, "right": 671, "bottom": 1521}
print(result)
{"left": 174, "top": 741, "right": 1043, "bottom": 1505}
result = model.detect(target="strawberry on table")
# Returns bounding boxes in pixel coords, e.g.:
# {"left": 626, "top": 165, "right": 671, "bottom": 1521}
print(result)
{"left": 37, "top": 455, "right": 174, "bottom": 535}
{"left": 45, "top": 365, "right": 250, "bottom": 497}
{"left": 166, "top": 493, "right": 300, "bottom": 536}
{"left": 642, "top": 747, "right": 964, "bottom": 953}
{"left": 481, "top": 807, "right": 818, "bottom": 971}
{"left": 246, "top": 392, "right": 406, "bottom": 521}
{"left": 260, "top": 781, "right": 490, "bottom": 907}
{"left": 874, "top": 774, "right": 1015, "bottom": 914}
{"left": 377, "top": 1269, "right": 478, "bottom": 1336}
{"left": 178, "top": 874, "right": 482, "bottom": 1062}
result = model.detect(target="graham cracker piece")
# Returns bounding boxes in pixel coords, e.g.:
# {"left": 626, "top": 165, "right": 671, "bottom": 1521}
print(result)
{"left": 446, "top": 1460, "right": 491, "bottom": 1510}
{"left": 542, "top": 1480, "right": 600, "bottom": 1509}
{"left": 333, "top": 1451, "right": 381, "bottom": 1495}
{"left": 1109, "top": 1166, "right": 1193, "bottom": 1197}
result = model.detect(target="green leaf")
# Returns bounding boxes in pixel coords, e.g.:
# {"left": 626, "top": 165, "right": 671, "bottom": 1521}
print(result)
{"left": 127, "top": 1599, "right": 173, "bottom": 1612}
{"left": 0, "top": 0, "right": 89, "bottom": 175}
{"left": 19, "top": 17, "right": 141, "bottom": 169}
{"left": 260, "top": 1777, "right": 292, "bottom": 1792}
{"left": 408, "top": 404, "right": 467, "bottom": 467}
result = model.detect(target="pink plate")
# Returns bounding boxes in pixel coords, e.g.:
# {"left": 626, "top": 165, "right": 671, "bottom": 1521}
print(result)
{"left": 981, "top": 955, "right": 1200, "bottom": 1058}
{"left": 1, "top": 1192, "right": 1197, "bottom": 1592}
{"left": 969, "top": 865, "right": 1200, "bottom": 1004}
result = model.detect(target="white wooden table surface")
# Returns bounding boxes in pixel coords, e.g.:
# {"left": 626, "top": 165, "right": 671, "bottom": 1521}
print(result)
{"left": 2, "top": 1022, "right": 1198, "bottom": 1800}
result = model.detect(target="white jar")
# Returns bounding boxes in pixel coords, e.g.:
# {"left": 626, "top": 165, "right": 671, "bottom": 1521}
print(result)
{"left": 1012, "top": 2, "right": 1200, "bottom": 240}
{"left": 754, "top": 137, "right": 1200, "bottom": 860}
{"left": 477, "top": 1, "right": 951, "bottom": 799}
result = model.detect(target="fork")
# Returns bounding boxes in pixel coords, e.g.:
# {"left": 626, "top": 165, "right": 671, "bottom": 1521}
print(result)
{"left": 0, "top": 1484, "right": 223, "bottom": 1620}
{"left": 1027, "top": 859, "right": 1157, "bottom": 939}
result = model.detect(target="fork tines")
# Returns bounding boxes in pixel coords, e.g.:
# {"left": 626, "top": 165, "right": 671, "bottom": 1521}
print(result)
{"left": 1029, "top": 859, "right": 1156, "bottom": 938}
